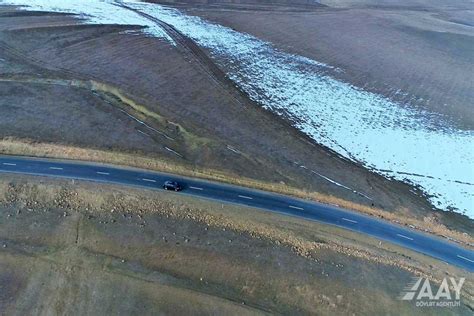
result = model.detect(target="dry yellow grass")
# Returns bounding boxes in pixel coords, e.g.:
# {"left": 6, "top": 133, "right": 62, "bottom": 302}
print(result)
{"left": 0, "top": 136, "right": 472, "bottom": 247}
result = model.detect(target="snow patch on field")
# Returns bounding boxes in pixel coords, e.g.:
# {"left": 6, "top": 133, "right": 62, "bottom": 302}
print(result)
{"left": 3, "top": 0, "right": 473, "bottom": 217}
{"left": 0, "top": 0, "right": 174, "bottom": 43}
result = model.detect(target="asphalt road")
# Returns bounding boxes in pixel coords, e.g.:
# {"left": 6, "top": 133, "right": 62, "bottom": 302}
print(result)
{"left": 0, "top": 155, "right": 473, "bottom": 271}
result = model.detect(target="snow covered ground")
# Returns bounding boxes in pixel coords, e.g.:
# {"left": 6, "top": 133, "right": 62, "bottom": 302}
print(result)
{"left": 1, "top": 0, "right": 175, "bottom": 43}
{"left": 2, "top": 0, "right": 473, "bottom": 218}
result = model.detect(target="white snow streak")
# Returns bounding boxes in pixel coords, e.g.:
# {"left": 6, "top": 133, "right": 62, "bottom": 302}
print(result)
{"left": 1, "top": 0, "right": 174, "bottom": 43}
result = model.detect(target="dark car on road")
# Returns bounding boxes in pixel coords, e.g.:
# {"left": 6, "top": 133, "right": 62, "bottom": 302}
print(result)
{"left": 163, "top": 180, "right": 182, "bottom": 191}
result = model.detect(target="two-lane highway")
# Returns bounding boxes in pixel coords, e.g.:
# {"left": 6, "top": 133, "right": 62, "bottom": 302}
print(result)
{"left": 1, "top": 155, "right": 473, "bottom": 271}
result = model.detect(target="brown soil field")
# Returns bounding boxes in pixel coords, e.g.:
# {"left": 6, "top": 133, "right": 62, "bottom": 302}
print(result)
{"left": 181, "top": 0, "right": 474, "bottom": 130}
{"left": 0, "top": 174, "right": 472, "bottom": 314}
{"left": 0, "top": 5, "right": 472, "bottom": 239}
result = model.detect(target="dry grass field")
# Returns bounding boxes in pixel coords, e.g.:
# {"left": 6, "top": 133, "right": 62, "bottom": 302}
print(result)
{"left": 0, "top": 174, "right": 472, "bottom": 314}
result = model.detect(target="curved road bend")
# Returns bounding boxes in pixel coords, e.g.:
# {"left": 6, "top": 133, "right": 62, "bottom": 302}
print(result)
{"left": 0, "top": 155, "right": 473, "bottom": 272}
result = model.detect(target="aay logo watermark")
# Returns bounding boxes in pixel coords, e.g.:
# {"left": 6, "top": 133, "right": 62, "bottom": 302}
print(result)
{"left": 399, "top": 277, "right": 465, "bottom": 308}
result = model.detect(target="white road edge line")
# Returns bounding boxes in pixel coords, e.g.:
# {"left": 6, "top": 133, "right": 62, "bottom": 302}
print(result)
{"left": 396, "top": 234, "right": 414, "bottom": 241}
{"left": 189, "top": 186, "right": 203, "bottom": 190}
{"left": 342, "top": 217, "right": 358, "bottom": 224}
{"left": 289, "top": 205, "right": 304, "bottom": 210}
{"left": 97, "top": 172, "right": 110, "bottom": 175}
{"left": 238, "top": 195, "right": 253, "bottom": 200}
{"left": 142, "top": 178, "right": 156, "bottom": 183}
{"left": 2, "top": 163, "right": 16, "bottom": 166}
{"left": 457, "top": 255, "right": 474, "bottom": 264}
{"left": 49, "top": 167, "right": 63, "bottom": 170}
